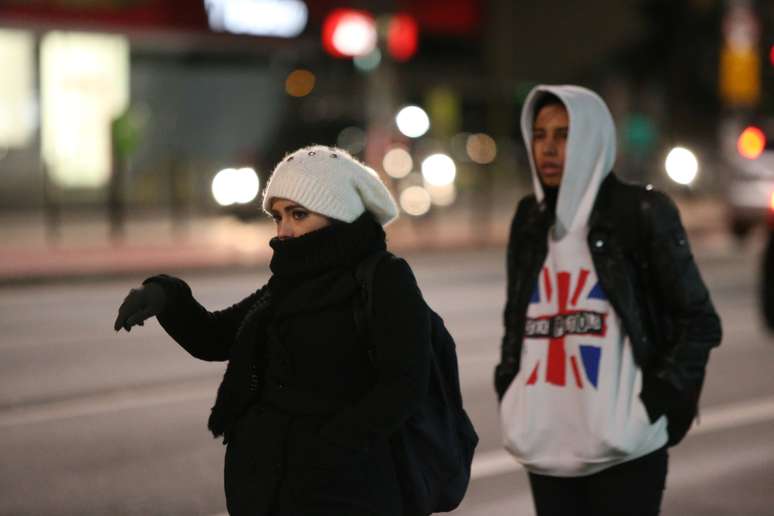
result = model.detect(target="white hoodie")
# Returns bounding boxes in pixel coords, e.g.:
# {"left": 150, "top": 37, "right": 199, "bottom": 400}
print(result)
{"left": 499, "top": 85, "right": 667, "bottom": 477}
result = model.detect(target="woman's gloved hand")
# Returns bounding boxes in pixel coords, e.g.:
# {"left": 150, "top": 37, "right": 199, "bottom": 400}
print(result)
{"left": 113, "top": 282, "right": 167, "bottom": 332}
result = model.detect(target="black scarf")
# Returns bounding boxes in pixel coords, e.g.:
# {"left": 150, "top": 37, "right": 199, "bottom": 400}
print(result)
{"left": 542, "top": 185, "right": 559, "bottom": 216}
{"left": 207, "top": 212, "right": 387, "bottom": 440}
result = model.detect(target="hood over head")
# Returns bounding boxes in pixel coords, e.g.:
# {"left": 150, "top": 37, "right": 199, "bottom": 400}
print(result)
{"left": 520, "top": 85, "right": 617, "bottom": 239}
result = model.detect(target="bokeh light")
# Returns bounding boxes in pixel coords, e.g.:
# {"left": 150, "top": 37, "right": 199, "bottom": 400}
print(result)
{"left": 322, "top": 9, "right": 377, "bottom": 57}
{"left": 421, "top": 153, "right": 456, "bottom": 186}
{"left": 426, "top": 183, "right": 456, "bottom": 206}
{"left": 382, "top": 147, "right": 413, "bottom": 178}
{"left": 396, "top": 105, "right": 430, "bottom": 138}
{"left": 665, "top": 147, "right": 698, "bottom": 185}
{"left": 354, "top": 48, "right": 381, "bottom": 72}
{"left": 399, "top": 185, "right": 431, "bottom": 216}
{"left": 466, "top": 133, "right": 497, "bottom": 164}
{"left": 205, "top": 0, "right": 308, "bottom": 38}
{"left": 337, "top": 126, "right": 366, "bottom": 155}
{"left": 212, "top": 167, "right": 260, "bottom": 206}
{"left": 285, "top": 69, "right": 315, "bottom": 97}
{"left": 737, "top": 126, "right": 766, "bottom": 160}
{"left": 386, "top": 13, "right": 418, "bottom": 62}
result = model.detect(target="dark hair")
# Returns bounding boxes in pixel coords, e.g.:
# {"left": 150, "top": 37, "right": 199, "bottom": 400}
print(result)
{"left": 532, "top": 92, "right": 565, "bottom": 123}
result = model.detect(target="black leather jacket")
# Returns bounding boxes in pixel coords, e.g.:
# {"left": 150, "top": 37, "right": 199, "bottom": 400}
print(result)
{"left": 495, "top": 174, "right": 722, "bottom": 445}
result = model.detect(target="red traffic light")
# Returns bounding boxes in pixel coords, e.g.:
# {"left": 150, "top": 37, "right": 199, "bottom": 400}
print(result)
{"left": 737, "top": 126, "right": 766, "bottom": 160}
{"left": 322, "top": 9, "right": 376, "bottom": 58}
{"left": 387, "top": 14, "right": 419, "bottom": 62}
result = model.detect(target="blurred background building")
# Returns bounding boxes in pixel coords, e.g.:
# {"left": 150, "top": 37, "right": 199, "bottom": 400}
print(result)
{"left": 0, "top": 0, "right": 773, "bottom": 243}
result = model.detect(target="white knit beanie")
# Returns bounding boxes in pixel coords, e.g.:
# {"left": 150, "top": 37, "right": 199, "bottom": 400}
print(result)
{"left": 262, "top": 145, "right": 399, "bottom": 226}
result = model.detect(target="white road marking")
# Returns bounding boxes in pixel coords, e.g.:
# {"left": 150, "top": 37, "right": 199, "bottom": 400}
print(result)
{"left": 0, "top": 379, "right": 216, "bottom": 428}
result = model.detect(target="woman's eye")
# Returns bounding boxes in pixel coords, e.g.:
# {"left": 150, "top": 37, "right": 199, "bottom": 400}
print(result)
{"left": 292, "top": 210, "right": 308, "bottom": 220}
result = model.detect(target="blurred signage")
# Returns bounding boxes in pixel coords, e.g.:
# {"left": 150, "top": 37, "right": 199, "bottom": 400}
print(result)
{"left": 0, "top": 29, "right": 35, "bottom": 149}
{"left": 719, "top": 3, "right": 761, "bottom": 107}
{"left": 309, "top": 0, "right": 480, "bottom": 36}
{"left": 0, "top": 0, "right": 479, "bottom": 38}
{"left": 41, "top": 32, "right": 129, "bottom": 189}
{"left": 1, "top": 0, "right": 145, "bottom": 6}
{"left": 0, "top": 1, "right": 209, "bottom": 33}
{"left": 204, "top": 0, "right": 308, "bottom": 37}
{"left": 395, "top": 0, "right": 479, "bottom": 36}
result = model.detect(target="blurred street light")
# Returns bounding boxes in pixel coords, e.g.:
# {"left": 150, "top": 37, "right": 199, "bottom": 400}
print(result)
{"left": 382, "top": 147, "right": 412, "bottom": 178}
{"left": 322, "top": 9, "right": 377, "bottom": 58}
{"left": 399, "top": 185, "right": 431, "bottom": 216}
{"left": 665, "top": 147, "right": 699, "bottom": 185}
{"left": 212, "top": 167, "right": 260, "bottom": 206}
{"left": 386, "top": 13, "right": 419, "bottom": 62}
{"left": 285, "top": 69, "right": 315, "bottom": 97}
{"left": 396, "top": 105, "right": 430, "bottom": 138}
{"left": 426, "top": 183, "right": 456, "bottom": 206}
{"left": 421, "top": 153, "right": 456, "bottom": 186}
{"left": 466, "top": 133, "right": 497, "bottom": 164}
{"left": 737, "top": 126, "right": 766, "bottom": 160}
{"left": 353, "top": 48, "right": 381, "bottom": 72}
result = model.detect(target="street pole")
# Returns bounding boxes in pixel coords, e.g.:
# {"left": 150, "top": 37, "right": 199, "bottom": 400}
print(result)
{"left": 36, "top": 35, "right": 60, "bottom": 246}
{"left": 483, "top": 0, "right": 515, "bottom": 244}
{"left": 41, "top": 159, "right": 60, "bottom": 245}
{"left": 108, "top": 117, "right": 125, "bottom": 244}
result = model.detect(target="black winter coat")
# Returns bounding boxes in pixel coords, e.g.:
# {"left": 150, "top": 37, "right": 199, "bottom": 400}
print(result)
{"left": 495, "top": 174, "right": 722, "bottom": 446}
{"left": 147, "top": 214, "right": 431, "bottom": 516}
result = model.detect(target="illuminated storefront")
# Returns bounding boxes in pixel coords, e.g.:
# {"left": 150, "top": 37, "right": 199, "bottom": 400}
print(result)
{"left": 41, "top": 32, "right": 130, "bottom": 189}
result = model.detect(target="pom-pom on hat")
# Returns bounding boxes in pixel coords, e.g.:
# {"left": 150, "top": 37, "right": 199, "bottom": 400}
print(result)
{"left": 262, "top": 145, "right": 399, "bottom": 226}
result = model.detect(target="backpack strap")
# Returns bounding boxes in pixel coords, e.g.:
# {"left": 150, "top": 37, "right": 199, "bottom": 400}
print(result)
{"left": 353, "top": 250, "right": 392, "bottom": 364}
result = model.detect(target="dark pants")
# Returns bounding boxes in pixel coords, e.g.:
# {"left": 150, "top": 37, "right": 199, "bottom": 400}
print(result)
{"left": 527, "top": 447, "right": 668, "bottom": 516}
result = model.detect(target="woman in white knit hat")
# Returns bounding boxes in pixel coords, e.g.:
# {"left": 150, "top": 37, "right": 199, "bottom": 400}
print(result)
{"left": 114, "top": 145, "right": 432, "bottom": 516}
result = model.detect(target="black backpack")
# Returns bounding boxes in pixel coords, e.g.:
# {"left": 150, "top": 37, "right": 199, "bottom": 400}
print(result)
{"left": 354, "top": 250, "right": 479, "bottom": 515}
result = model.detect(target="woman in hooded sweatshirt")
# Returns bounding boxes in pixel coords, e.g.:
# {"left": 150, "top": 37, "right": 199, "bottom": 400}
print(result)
{"left": 114, "top": 145, "right": 431, "bottom": 516}
{"left": 495, "top": 86, "right": 721, "bottom": 515}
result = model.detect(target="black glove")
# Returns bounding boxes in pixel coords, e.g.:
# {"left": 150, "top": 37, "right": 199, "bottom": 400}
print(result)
{"left": 640, "top": 373, "right": 679, "bottom": 423}
{"left": 113, "top": 282, "right": 167, "bottom": 332}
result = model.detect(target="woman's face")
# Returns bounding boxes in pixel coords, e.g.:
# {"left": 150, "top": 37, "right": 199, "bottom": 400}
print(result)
{"left": 270, "top": 198, "right": 332, "bottom": 239}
